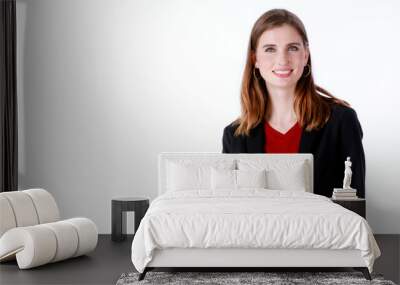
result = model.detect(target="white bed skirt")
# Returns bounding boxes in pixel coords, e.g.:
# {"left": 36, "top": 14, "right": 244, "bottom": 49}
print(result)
{"left": 147, "top": 248, "right": 366, "bottom": 268}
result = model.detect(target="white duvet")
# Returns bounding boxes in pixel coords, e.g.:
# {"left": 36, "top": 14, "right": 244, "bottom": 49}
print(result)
{"left": 131, "top": 189, "right": 380, "bottom": 273}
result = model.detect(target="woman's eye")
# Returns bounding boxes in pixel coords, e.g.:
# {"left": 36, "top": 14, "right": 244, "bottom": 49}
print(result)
{"left": 264, "top": 46, "right": 298, "bottom": 52}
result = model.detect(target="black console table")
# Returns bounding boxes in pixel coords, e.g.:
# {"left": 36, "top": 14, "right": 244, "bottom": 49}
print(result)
{"left": 111, "top": 197, "right": 149, "bottom": 241}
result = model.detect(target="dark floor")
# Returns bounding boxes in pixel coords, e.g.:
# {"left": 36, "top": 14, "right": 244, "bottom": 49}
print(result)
{"left": 0, "top": 235, "right": 134, "bottom": 285}
{"left": 0, "top": 234, "right": 399, "bottom": 285}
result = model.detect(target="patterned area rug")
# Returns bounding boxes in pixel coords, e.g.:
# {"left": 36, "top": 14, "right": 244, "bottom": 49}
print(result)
{"left": 116, "top": 271, "right": 396, "bottom": 285}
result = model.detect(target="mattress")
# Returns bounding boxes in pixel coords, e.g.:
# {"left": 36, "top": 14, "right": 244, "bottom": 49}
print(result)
{"left": 131, "top": 189, "right": 380, "bottom": 273}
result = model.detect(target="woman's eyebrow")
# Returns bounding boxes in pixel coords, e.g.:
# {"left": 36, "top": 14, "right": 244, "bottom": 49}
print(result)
{"left": 262, "top": 42, "right": 301, "bottom": 48}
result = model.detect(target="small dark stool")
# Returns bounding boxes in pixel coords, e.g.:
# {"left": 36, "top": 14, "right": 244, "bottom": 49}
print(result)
{"left": 111, "top": 197, "right": 149, "bottom": 241}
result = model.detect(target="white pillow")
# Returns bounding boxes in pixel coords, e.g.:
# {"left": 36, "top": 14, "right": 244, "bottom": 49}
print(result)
{"left": 167, "top": 160, "right": 235, "bottom": 191}
{"left": 237, "top": 169, "right": 267, "bottom": 188}
{"left": 211, "top": 168, "right": 267, "bottom": 190}
{"left": 266, "top": 163, "right": 307, "bottom": 191}
{"left": 211, "top": 168, "right": 236, "bottom": 189}
{"left": 237, "top": 159, "right": 309, "bottom": 192}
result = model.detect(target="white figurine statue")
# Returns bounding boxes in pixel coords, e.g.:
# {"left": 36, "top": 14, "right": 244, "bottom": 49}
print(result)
{"left": 343, "top": 157, "right": 353, "bottom": 189}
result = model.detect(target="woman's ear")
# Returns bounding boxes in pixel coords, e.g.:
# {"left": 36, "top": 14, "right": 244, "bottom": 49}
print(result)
{"left": 251, "top": 52, "right": 258, "bottom": 68}
{"left": 304, "top": 48, "right": 310, "bottom": 64}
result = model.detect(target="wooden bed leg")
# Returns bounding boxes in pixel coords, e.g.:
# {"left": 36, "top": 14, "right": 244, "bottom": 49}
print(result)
{"left": 354, "top": 267, "right": 371, "bottom": 280}
{"left": 138, "top": 268, "right": 148, "bottom": 281}
{"left": 361, "top": 268, "right": 372, "bottom": 280}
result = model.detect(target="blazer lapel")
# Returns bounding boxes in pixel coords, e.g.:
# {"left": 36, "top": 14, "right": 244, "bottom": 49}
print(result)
{"left": 246, "top": 122, "right": 265, "bottom": 153}
{"left": 299, "top": 128, "right": 319, "bottom": 153}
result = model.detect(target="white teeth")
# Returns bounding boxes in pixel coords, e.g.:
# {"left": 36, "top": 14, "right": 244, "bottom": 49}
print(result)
{"left": 274, "top": 70, "right": 292, "bottom": 75}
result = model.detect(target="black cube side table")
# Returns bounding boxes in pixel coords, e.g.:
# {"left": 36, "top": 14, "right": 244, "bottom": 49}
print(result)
{"left": 331, "top": 198, "right": 366, "bottom": 218}
{"left": 111, "top": 197, "right": 149, "bottom": 242}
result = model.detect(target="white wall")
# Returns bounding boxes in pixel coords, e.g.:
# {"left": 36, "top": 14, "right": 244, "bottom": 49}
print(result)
{"left": 16, "top": 0, "right": 400, "bottom": 234}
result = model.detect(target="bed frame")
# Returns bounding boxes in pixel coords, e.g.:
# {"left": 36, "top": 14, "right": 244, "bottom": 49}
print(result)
{"left": 140, "top": 248, "right": 370, "bottom": 280}
{"left": 138, "top": 153, "right": 372, "bottom": 281}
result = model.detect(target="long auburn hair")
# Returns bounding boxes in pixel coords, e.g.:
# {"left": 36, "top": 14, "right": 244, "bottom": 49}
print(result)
{"left": 234, "top": 9, "right": 349, "bottom": 136}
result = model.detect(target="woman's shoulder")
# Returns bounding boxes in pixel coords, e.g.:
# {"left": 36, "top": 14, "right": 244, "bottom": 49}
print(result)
{"left": 328, "top": 101, "right": 359, "bottom": 123}
{"left": 222, "top": 119, "right": 248, "bottom": 153}
{"left": 328, "top": 101, "right": 364, "bottom": 138}
{"left": 223, "top": 120, "right": 240, "bottom": 137}
{"left": 223, "top": 119, "right": 263, "bottom": 138}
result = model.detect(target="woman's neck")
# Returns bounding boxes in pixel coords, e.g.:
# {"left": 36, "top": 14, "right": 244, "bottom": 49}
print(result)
{"left": 266, "top": 87, "right": 297, "bottom": 130}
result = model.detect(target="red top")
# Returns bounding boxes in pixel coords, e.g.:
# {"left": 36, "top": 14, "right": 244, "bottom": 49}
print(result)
{"left": 264, "top": 122, "right": 302, "bottom": 153}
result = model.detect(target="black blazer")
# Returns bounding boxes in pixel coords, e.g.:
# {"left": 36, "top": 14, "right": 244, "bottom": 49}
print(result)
{"left": 222, "top": 104, "right": 366, "bottom": 198}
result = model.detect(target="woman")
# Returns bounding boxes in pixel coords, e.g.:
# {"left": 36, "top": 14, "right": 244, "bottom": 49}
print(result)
{"left": 222, "top": 9, "right": 365, "bottom": 198}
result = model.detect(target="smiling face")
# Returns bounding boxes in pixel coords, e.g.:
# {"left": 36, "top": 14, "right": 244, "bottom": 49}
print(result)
{"left": 254, "top": 24, "right": 309, "bottom": 91}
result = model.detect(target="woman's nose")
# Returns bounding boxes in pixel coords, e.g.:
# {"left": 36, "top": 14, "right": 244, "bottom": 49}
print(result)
{"left": 277, "top": 52, "right": 290, "bottom": 65}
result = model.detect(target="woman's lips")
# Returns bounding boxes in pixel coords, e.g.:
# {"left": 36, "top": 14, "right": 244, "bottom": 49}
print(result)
{"left": 273, "top": 69, "right": 293, "bottom": 78}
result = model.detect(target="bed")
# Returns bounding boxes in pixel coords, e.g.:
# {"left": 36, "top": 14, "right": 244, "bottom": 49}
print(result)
{"left": 131, "top": 153, "right": 381, "bottom": 280}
